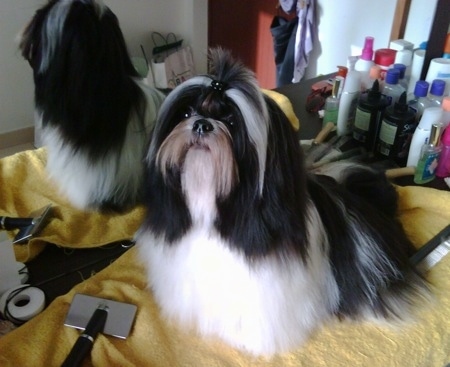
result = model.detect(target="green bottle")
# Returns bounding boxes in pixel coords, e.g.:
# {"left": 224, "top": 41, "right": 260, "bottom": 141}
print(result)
{"left": 414, "top": 123, "right": 443, "bottom": 184}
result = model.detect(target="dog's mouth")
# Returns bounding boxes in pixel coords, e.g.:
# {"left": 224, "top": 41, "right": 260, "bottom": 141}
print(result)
{"left": 189, "top": 135, "right": 211, "bottom": 151}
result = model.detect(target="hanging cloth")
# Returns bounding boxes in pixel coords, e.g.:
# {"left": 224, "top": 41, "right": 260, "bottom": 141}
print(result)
{"left": 293, "top": 0, "right": 316, "bottom": 82}
{"left": 270, "top": 15, "right": 298, "bottom": 87}
{"left": 277, "top": 0, "right": 317, "bottom": 83}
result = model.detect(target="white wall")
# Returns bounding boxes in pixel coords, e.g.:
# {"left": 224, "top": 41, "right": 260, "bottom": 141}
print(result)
{"left": 305, "top": 0, "right": 397, "bottom": 79}
{"left": 0, "top": 0, "right": 208, "bottom": 136}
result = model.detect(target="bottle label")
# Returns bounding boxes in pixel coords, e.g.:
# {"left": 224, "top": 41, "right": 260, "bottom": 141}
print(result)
{"left": 377, "top": 119, "right": 397, "bottom": 156}
{"left": 353, "top": 108, "right": 370, "bottom": 142}
{"left": 416, "top": 151, "right": 440, "bottom": 182}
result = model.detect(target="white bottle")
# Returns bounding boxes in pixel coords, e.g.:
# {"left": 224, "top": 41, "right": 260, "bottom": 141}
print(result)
{"left": 406, "top": 107, "right": 443, "bottom": 167}
{"left": 355, "top": 36, "right": 375, "bottom": 91}
{"left": 337, "top": 69, "right": 361, "bottom": 136}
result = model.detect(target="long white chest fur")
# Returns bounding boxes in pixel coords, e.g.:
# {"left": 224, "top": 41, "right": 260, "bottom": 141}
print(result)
{"left": 137, "top": 150, "right": 340, "bottom": 355}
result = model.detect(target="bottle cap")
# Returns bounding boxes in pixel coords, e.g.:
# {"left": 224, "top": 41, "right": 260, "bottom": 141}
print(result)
{"left": 417, "top": 106, "right": 443, "bottom": 129}
{"left": 361, "top": 36, "right": 374, "bottom": 60}
{"left": 385, "top": 68, "right": 400, "bottom": 84}
{"left": 429, "top": 123, "right": 443, "bottom": 146}
{"left": 444, "top": 33, "right": 450, "bottom": 55}
{"left": 430, "top": 79, "right": 446, "bottom": 96}
{"left": 441, "top": 125, "right": 450, "bottom": 145}
{"left": 393, "top": 91, "right": 408, "bottom": 113}
{"left": 374, "top": 49, "right": 396, "bottom": 67}
{"left": 413, "top": 80, "right": 429, "bottom": 97}
{"left": 369, "top": 65, "right": 381, "bottom": 79}
{"left": 442, "top": 96, "right": 450, "bottom": 112}
{"left": 393, "top": 63, "right": 406, "bottom": 78}
{"left": 336, "top": 66, "right": 348, "bottom": 78}
{"left": 331, "top": 77, "right": 342, "bottom": 98}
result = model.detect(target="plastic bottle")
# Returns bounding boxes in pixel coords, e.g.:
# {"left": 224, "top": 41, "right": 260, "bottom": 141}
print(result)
{"left": 355, "top": 36, "right": 375, "bottom": 90}
{"left": 442, "top": 96, "right": 450, "bottom": 127}
{"left": 407, "top": 80, "right": 431, "bottom": 123}
{"left": 393, "top": 63, "right": 408, "bottom": 90}
{"left": 382, "top": 68, "right": 405, "bottom": 107}
{"left": 427, "top": 79, "right": 446, "bottom": 107}
{"left": 322, "top": 77, "right": 342, "bottom": 127}
{"left": 376, "top": 92, "right": 416, "bottom": 166}
{"left": 353, "top": 79, "right": 389, "bottom": 153}
{"left": 336, "top": 59, "right": 361, "bottom": 136}
{"left": 414, "top": 123, "right": 443, "bottom": 184}
{"left": 368, "top": 65, "right": 383, "bottom": 90}
{"left": 406, "top": 107, "right": 443, "bottom": 167}
{"left": 443, "top": 33, "right": 450, "bottom": 59}
{"left": 374, "top": 48, "right": 396, "bottom": 80}
{"left": 390, "top": 39, "right": 414, "bottom": 82}
{"left": 436, "top": 124, "right": 450, "bottom": 178}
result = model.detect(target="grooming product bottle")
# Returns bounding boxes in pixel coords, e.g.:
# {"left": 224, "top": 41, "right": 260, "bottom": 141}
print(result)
{"left": 390, "top": 39, "right": 414, "bottom": 81}
{"left": 374, "top": 48, "right": 396, "bottom": 80}
{"left": 368, "top": 65, "right": 383, "bottom": 90}
{"left": 436, "top": 125, "right": 450, "bottom": 178}
{"left": 393, "top": 63, "right": 408, "bottom": 90}
{"left": 442, "top": 96, "right": 450, "bottom": 127}
{"left": 355, "top": 36, "right": 375, "bottom": 90}
{"left": 427, "top": 79, "right": 446, "bottom": 107}
{"left": 353, "top": 79, "right": 389, "bottom": 153}
{"left": 406, "top": 107, "right": 443, "bottom": 167}
{"left": 322, "top": 77, "right": 342, "bottom": 127}
{"left": 407, "top": 49, "right": 426, "bottom": 95}
{"left": 376, "top": 92, "right": 416, "bottom": 166}
{"left": 414, "top": 123, "right": 443, "bottom": 184}
{"left": 382, "top": 68, "right": 405, "bottom": 107}
{"left": 336, "top": 57, "right": 361, "bottom": 136}
{"left": 407, "top": 80, "right": 431, "bottom": 123}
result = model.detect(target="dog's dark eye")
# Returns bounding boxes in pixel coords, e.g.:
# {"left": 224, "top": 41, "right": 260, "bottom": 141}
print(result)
{"left": 181, "top": 107, "right": 195, "bottom": 120}
{"left": 224, "top": 116, "right": 235, "bottom": 127}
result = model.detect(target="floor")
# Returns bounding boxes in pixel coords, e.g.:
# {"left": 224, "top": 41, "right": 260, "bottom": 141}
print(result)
{"left": 0, "top": 143, "right": 35, "bottom": 159}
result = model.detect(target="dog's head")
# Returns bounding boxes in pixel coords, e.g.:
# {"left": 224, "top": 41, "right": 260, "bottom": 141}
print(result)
{"left": 19, "top": 0, "right": 134, "bottom": 77}
{"left": 19, "top": 0, "right": 146, "bottom": 157}
{"left": 148, "top": 49, "right": 269, "bottom": 199}
{"left": 143, "top": 49, "right": 309, "bottom": 258}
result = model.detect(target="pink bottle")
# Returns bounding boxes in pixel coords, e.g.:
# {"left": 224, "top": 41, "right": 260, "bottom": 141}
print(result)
{"left": 436, "top": 125, "right": 450, "bottom": 178}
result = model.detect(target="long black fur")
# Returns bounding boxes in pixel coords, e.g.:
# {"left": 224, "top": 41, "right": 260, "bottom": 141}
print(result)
{"left": 140, "top": 49, "right": 429, "bottom": 336}
{"left": 20, "top": 0, "right": 147, "bottom": 159}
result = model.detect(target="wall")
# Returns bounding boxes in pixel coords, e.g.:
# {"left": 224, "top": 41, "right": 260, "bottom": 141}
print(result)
{"left": 304, "top": 0, "right": 398, "bottom": 79}
{"left": 0, "top": 0, "right": 208, "bottom": 137}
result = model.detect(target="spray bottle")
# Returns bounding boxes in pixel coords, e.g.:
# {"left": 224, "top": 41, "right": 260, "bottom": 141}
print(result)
{"left": 436, "top": 124, "right": 450, "bottom": 178}
{"left": 406, "top": 107, "right": 443, "bottom": 167}
{"left": 414, "top": 123, "right": 443, "bottom": 184}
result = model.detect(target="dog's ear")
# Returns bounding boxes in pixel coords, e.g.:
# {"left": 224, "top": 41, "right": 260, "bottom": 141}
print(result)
{"left": 18, "top": 4, "right": 52, "bottom": 68}
{"left": 216, "top": 96, "right": 310, "bottom": 260}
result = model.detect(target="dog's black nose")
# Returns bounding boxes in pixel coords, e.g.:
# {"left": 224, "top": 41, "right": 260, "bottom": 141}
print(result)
{"left": 193, "top": 119, "right": 214, "bottom": 135}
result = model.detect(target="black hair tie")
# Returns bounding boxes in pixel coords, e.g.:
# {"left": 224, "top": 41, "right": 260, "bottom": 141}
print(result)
{"left": 211, "top": 80, "right": 226, "bottom": 92}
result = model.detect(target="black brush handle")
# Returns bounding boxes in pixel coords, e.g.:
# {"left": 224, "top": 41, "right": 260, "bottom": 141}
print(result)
{"left": 410, "top": 224, "right": 450, "bottom": 266}
{"left": 0, "top": 216, "right": 34, "bottom": 230}
{"left": 61, "top": 306, "right": 108, "bottom": 367}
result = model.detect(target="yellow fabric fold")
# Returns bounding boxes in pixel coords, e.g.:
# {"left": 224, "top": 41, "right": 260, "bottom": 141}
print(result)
{"left": 0, "top": 148, "right": 146, "bottom": 262}
{"left": 1, "top": 93, "right": 450, "bottom": 365}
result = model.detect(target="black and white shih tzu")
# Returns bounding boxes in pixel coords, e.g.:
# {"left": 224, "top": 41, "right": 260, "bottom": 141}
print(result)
{"left": 19, "top": 0, "right": 165, "bottom": 210}
{"left": 136, "top": 49, "right": 430, "bottom": 356}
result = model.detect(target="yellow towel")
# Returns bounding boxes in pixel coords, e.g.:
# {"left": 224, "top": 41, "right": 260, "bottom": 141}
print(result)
{"left": 0, "top": 199, "right": 449, "bottom": 367}
{"left": 0, "top": 148, "right": 146, "bottom": 262}
{"left": 1, "top": 91, "right": 449, "bottom": 366}
{"left": 0, "top": 151, "right": 449, "bottom": 367}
